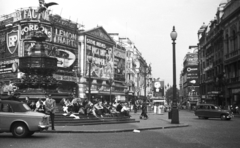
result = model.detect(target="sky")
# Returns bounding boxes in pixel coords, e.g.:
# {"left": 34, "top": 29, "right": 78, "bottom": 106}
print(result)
{"left": 0, "top": 0, "right": 224, "bottom": 87}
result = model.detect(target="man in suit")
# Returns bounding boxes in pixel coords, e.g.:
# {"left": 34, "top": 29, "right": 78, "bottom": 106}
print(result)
{"left": 45, "top": 94, "right": 57, "bottom": 130}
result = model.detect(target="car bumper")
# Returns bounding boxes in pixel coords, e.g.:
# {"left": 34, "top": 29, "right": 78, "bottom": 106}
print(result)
{"left": 38, "top": 124, "right": 51, "bottom": 130}
{"left": 227, "top": 114, "right": 234, "bottom": 118}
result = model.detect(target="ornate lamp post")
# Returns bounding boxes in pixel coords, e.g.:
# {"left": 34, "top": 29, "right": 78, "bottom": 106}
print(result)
{"left": 144, "top": 64, "right": 151, "bottom": 100}
{"left": 87, "top": 56, "right": 93, "bottom": 101}
{"left": 109, "top": 78, "right": 113, "bottom": 103}
{"left": 170, "top": 26, "right": 179, "bottom": 124}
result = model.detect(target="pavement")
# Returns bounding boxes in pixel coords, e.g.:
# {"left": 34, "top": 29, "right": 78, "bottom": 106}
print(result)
{"left": 43, "top": 111, "right": 189, "bottom": 133}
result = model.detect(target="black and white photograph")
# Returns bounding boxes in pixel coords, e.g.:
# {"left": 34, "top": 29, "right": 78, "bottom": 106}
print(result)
{"left": 1, "top": 0, "right": 240, "bottom": 148}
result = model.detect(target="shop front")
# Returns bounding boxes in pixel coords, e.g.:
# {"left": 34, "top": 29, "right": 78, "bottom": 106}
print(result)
{"left": 230, "top": 88, "right": 240, "bottom": 111}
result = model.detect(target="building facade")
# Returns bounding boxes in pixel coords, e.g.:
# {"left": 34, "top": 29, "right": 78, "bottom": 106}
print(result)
{"left": 0, "top": 6, "right": 152, "bottom": 102}
{"left": 181, "top": 51, "right": 200, "bottom": 107}
{"left": 198, "top": 0, "right": 240, "bottom": 108}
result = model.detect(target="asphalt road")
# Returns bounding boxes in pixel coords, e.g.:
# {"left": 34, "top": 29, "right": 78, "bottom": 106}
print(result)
{"left": 0, "top": 110, "right": 239, "bottom": 148}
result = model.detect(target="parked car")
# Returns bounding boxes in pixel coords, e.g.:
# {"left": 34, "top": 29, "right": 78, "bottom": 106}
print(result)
{"left": 0, "top": 100, "right": 50, "bottom": 138}
{"left": 194, "top": 104, "right": 234, "bottom": 120}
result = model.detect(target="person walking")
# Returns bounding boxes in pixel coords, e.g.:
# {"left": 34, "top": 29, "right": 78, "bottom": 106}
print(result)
{"left": 140, "top": 100, "right": 148, "bottom": 119}
{"left": 45, "top": 94, "right": 57, "bottom": 130}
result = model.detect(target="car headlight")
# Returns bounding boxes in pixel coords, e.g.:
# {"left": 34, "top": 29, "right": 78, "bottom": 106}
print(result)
{"left": 39, "top": 115, "right": 49, "bottom": 125}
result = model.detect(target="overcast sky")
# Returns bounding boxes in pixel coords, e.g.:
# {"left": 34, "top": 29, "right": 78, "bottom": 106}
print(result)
{"left": 0, "top": 0, "right": 223, "bottom": 87}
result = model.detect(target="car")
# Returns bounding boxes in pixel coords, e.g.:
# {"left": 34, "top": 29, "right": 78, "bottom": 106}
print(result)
{"left": 0, "top": 100, "right": 51, "bottom": 138}
{"left": 194, "top": 104, "right": 234, "bottom": 120}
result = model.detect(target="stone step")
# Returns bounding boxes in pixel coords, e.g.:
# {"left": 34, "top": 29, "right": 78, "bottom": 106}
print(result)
{"left": 52, "top": 111, "right": 139, "bottom": 126}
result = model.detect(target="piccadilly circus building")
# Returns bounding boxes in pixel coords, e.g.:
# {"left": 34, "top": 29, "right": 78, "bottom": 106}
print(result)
{"left": 0, "top": 7, "right": 129, "bottom": 102}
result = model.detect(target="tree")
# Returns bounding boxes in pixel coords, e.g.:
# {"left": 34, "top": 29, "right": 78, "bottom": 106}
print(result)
{"left": 165, "top": 86, "right": 180, "bottom": 105}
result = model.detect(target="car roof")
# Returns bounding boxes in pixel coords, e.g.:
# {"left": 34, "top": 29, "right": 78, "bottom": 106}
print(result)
{"left": 197, "top": 104, "right": 215, "bottom": 106}
{"left": 0, "top": 100, "right": 22, "bottom": 104}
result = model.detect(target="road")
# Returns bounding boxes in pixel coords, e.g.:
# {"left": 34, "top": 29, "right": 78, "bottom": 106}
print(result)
{"left": 0, "top": 110, "right": 239, "bottom": 148}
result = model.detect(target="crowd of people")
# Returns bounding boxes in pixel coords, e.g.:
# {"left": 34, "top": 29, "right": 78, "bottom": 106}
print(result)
{"left": 21, "top": 96, "right": 150, "bottom": 122}
{"left": 59, "top": 98, "right": 131, "bottom": 119}
{"left": 23, "top": 96, "right": 47, "bottom": 113}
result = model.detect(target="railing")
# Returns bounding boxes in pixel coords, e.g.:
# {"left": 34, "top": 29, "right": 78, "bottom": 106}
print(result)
{"left": 225, "top": 49, "right": 240, "bottom": 60}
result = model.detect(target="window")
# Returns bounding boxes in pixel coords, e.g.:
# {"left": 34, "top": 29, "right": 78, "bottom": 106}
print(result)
{"left": 226, "top": 34, "right": 229, "bottom": 54}
{"left": 0, "top": 103, "right": 13, "bottom": 112}
{"left": 204, "top": 106, "right": 209, "bottom": 109}
{"left": 211, "top": 106, "right": 215, "bottom": 110}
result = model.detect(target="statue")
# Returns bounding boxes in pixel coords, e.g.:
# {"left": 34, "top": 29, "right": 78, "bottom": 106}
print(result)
{"left": 37, "top": 0, "right": 58, "bottom": 14}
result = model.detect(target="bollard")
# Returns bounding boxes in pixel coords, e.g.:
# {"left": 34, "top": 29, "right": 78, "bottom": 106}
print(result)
{"left": 168, "top": 110, "right": 172, "bottom": 119}
{"left": 154, "top": 105, "right": 157, "bottom": 114}
{"left": 157, "top": 106, "right": 161, "bottom": 114}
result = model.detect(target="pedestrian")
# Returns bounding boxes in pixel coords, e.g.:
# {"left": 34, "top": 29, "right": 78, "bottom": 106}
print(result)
{"left": 140, "top": 100, "right": 148, "bottom": 119}
{"left": 23, "top": 96, "right": 31, "bottom": 106}
{"left": 45, "top": 94, "right": 57, "bottom": 130}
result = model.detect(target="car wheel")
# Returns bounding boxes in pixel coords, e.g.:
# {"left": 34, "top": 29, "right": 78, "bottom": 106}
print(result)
{"left": 27, "top": 131, "right": 35, "bottom": 137}
{"left": 203, "top": 117, "right": 208, "bottom": 119}
{"left": 11, "top": 123, "right": 29, "bottom": 138}
{"left": 221, "top": 114, "right": 227, "bottom": 120}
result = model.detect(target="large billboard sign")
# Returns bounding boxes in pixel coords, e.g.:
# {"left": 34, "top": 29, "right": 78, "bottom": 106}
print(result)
{"left": 0, "top": 27, "right": 19, "bottom": 58}
{"left": 188, "top": 86, "right": 199, "bottom": 97}
{"left": 52, "top": 27, "right": 77, "bottom": 48}
{"left": 184, "top": 53, "right": 198, "bottom": 66}
{"left": 113, "top": 47, "right": 125, "bottom": 81}
{"left": 23, "top": 41, "right": 77, "bottom": 70}
{"left": 21, "top": 23, "right": 52, "bottom": 41}
{"left": 0, "top": 59, "right": 19, "bottom": 75}
{"left": 86, "top": 37, "right": 114, "bottom": 79}
{"left": 14, "top": 8, "right": 50, "bottom": 22}
{"left": 50, "top": 15, "right": 78, "bottom": 48}
{"left": 185, "top": 65, "right": 199, "bottom": 85}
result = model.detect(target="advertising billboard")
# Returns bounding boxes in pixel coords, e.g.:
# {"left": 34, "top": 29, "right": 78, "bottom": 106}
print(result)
{"left": 22, "top": 41, "right": 77, "bottom": 72}
{"left": 86, "top": 37, "right": 114, "bottom": 79}
{"left": 21, "top": 23, "right": 52, "bottom": 41}
{"left": 14, "top": 8, "right": 50, "bottom": 22}
{"left": 113, "top": 47, "right": 125, "bottom": 82}
{"left": 0, "top": 26, "right": 19, "bottom": 59}
{"left": 184, "top": 53, "right": 198, "bottom": 67}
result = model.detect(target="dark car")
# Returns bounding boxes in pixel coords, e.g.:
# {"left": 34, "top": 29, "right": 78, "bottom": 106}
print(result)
{"left": 194, "top": 104, "right": 233, "bottom": 120}
{"left": 0, "top": 100, "right": 50, "bottom": 138}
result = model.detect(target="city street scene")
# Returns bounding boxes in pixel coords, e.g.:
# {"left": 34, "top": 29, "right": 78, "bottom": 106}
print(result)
{"left": 1, "top": 0, "right": 240, "bottom": 148}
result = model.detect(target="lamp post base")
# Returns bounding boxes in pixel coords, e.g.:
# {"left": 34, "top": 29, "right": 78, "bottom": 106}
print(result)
{"left": 171, "top": 108, "right": 179, "bottom": 124}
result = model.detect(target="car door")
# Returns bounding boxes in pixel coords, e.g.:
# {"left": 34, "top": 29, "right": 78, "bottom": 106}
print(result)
{"left": 201, "top": 105, "right": 211, "bottom": 117}
{"left": 0, "top": 103, "right": 14, "bottom": 131}
{"left": 0, "top": 102, "right": 2, "bottom": 131}
{"left": 210, "top": 105, "right": 219, "bottom": 118}
{"left": 196, "top": 105, "right": 208, "bottom": 117}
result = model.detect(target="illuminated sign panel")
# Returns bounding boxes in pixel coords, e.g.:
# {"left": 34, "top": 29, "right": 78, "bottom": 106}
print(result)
{"left": 53, "top": 28, "right": 77, "bottom": 47}
{"left": 23, "top": 41, "right": 77, "bottom": 74}
{"left": 21, "top": 23, "right": 52, "bottom": 41}
{"left": 0, "top": 59, "right": 19, "bottom": 75}
{"left": 14, "top": 8, "right": 50, "bottom": 22}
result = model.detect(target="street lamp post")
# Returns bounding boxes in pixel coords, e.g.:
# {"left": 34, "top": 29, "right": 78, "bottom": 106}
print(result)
{"left": 109, "top": 78, "right": 113, "bottom": 103}
{"left": 144, "top": 66, "right": 150, "bottom": 100}
{"left": 170, "top": 26, "right": 179, "bottom": 124}
{"left": 88, "top": 57, "right": 93, "bottom": 101}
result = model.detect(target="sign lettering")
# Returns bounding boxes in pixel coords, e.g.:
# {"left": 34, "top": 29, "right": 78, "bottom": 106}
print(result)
{"left": 53, "top": 28, "right": 77, "bottom": 47}
{"left": 14, "top": 8, "right": 50, "bottom": 22}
